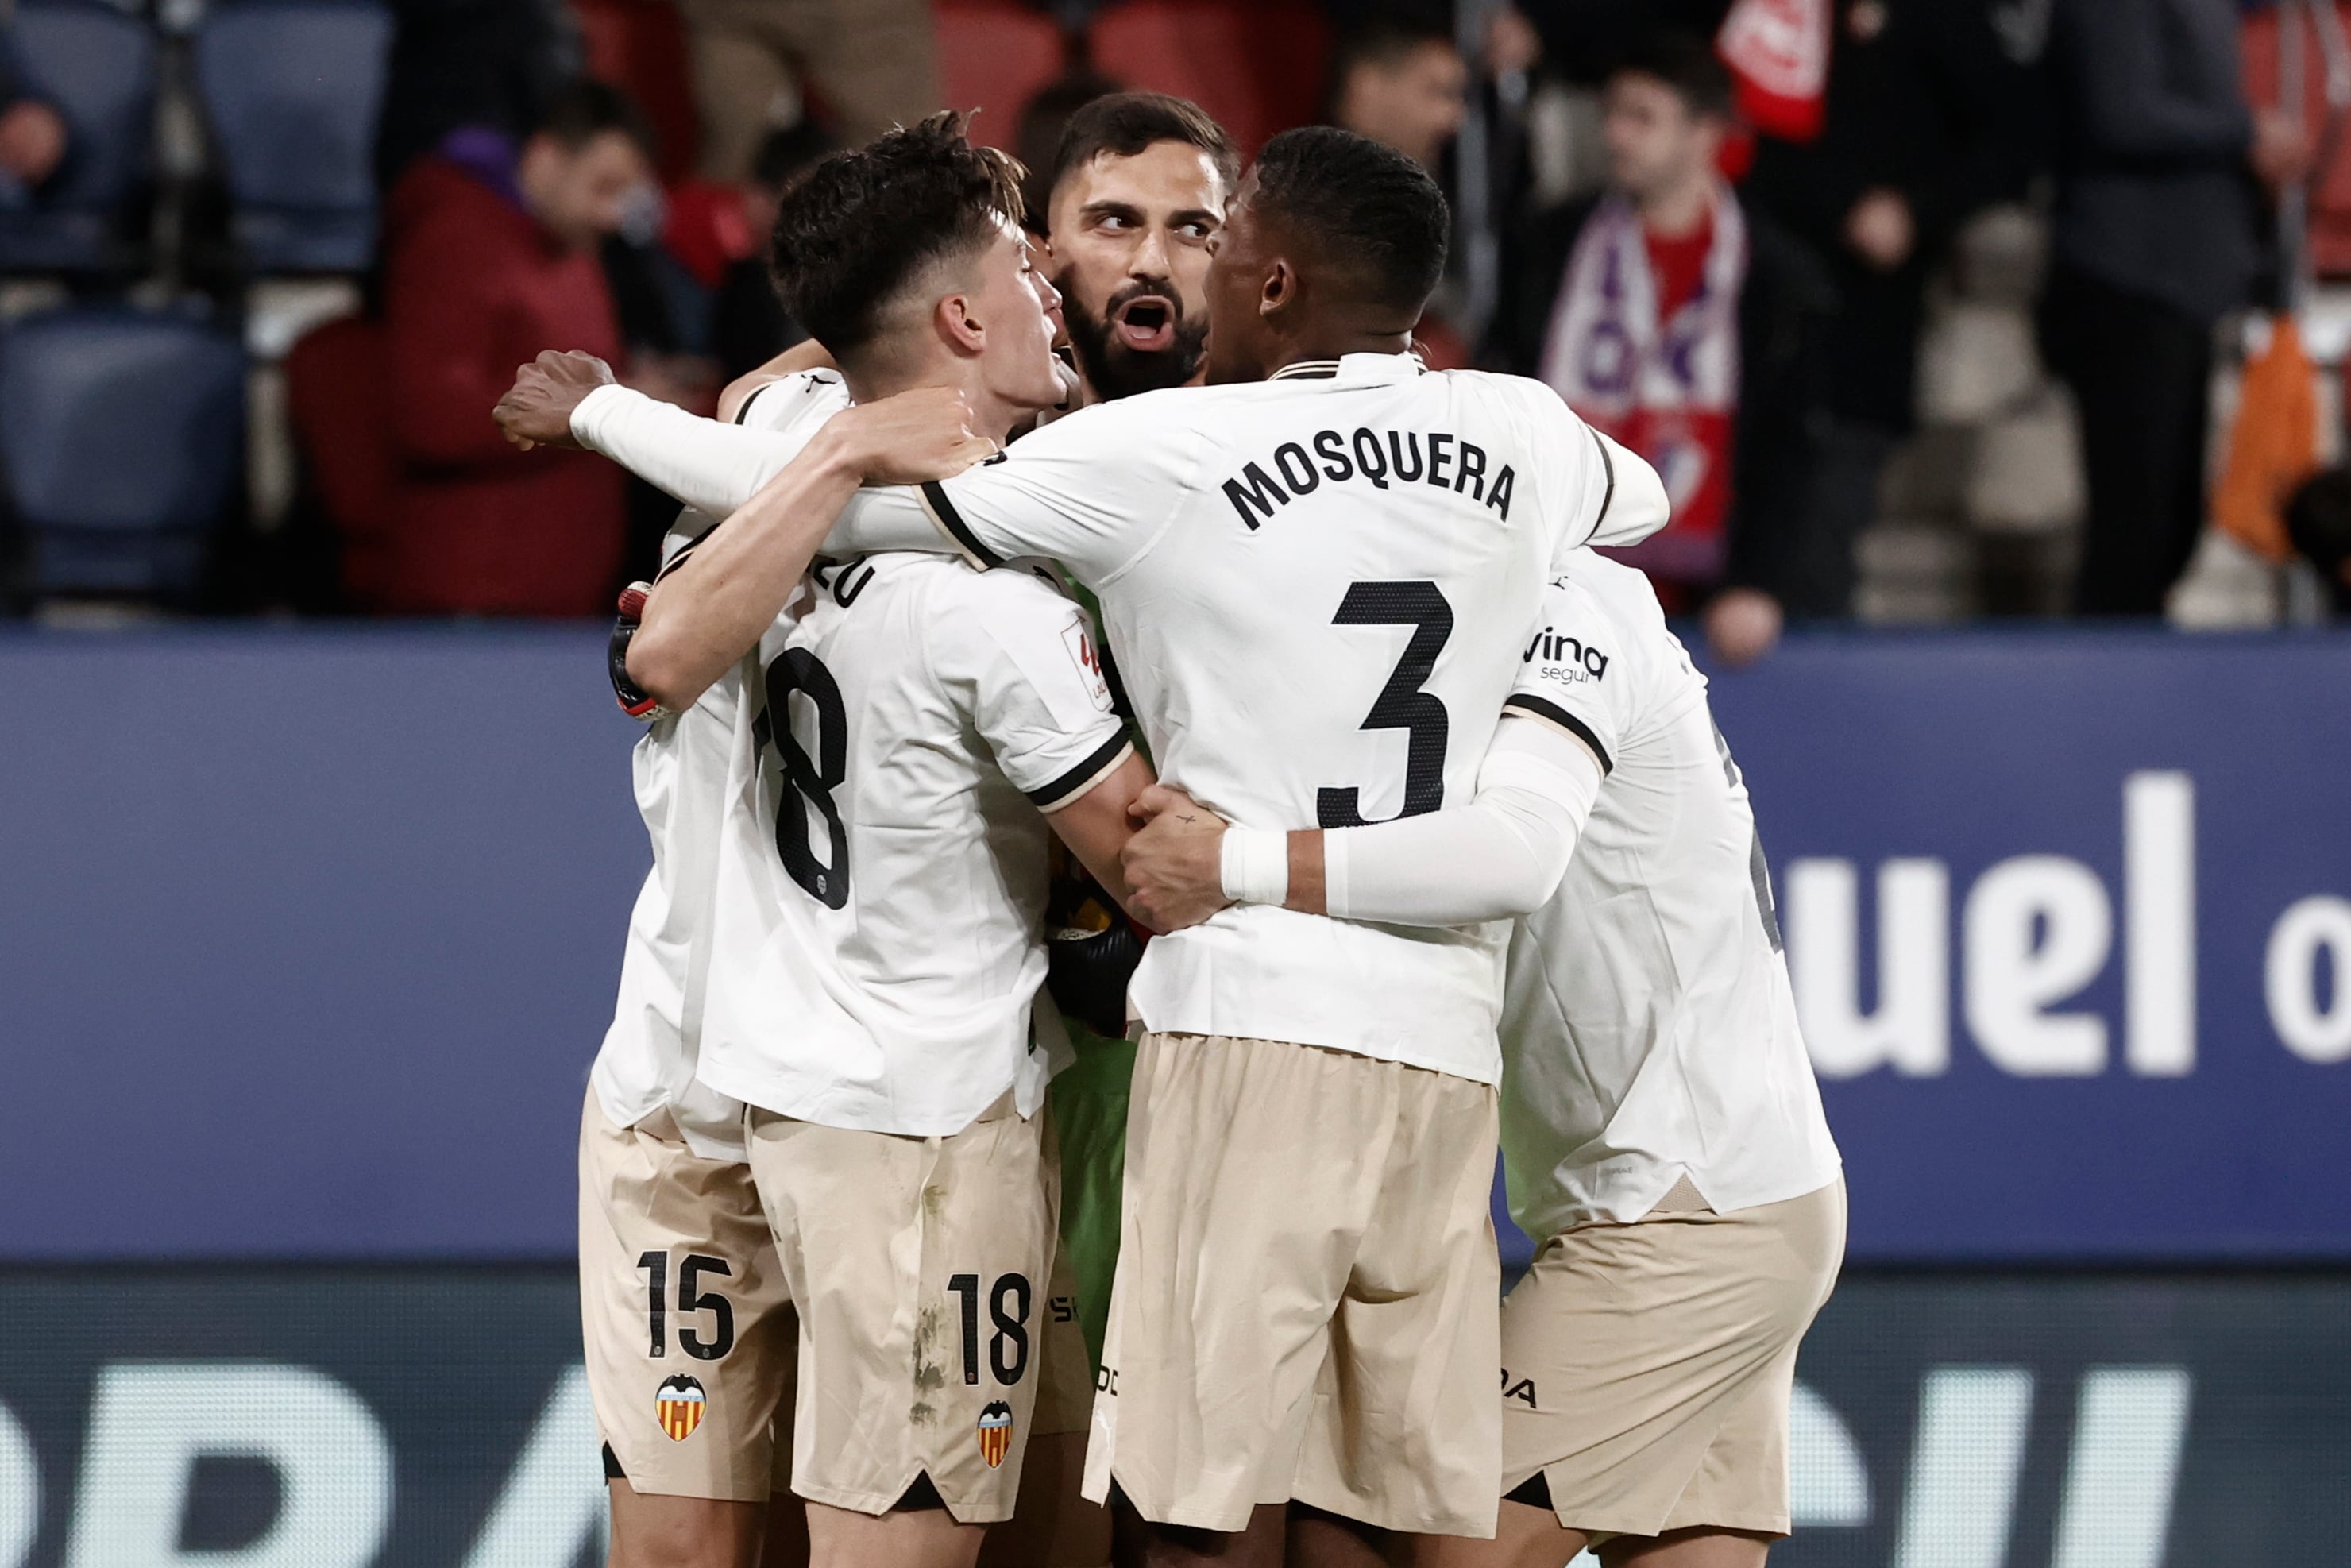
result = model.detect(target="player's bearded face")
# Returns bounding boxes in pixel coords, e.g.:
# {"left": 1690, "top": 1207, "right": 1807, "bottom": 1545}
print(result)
{"left": 1058, "top": 269, "right": 1210, "bottom": 401}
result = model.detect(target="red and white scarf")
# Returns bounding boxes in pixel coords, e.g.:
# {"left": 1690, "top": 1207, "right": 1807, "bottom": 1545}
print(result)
{"left": 1538, "top": 187, "right": 1748, "bottom": 585}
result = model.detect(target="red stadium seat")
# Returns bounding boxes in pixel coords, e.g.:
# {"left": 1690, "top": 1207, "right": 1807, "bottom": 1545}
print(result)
{"left": 933, "top": 0, "right": 1071, "bottom": 151}
{"left": 570, "top": 0, "right": 701, "bottom": 181}
{"left": 1088, "top": 0, "right": 1330, "bottom": 157}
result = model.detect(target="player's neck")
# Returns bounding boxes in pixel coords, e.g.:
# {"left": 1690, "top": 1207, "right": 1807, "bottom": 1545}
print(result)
{"left": 1269, "top": 324, "right": 1414, "bottom": 375}
{"left": 844, "top": 359, "right": 1027, "bottom": 446}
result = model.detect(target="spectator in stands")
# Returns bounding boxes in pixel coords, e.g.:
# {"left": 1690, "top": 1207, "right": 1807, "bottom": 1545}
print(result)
{"left": 1328, "top": 7, "right": 1469, "bottom": 172}
{"left": 2042, "top": 0, "right": 2306, "bottom": 617}
{"left": 708, "top": 119, "right": 835, "bottom": 382}
{"left": 1496, "top": 35, "right": 1832, "bottom": 664}
{"left": 374, "top": 0, "right": 578, "bottom": 191}
{"left": 1481, "top": 0, "right": 1731, "bottom": 87}
{"left": 372, "top": 81, "right": 655, "bottom": 617}
{"left": 1741, "top": 0, "right": 2025, "bottom": 623}
{"left": 0, "top": 20, "right": 65, "bottom": 205}
{"left": 676, "top": 0, "right": 938, "bottom": 182}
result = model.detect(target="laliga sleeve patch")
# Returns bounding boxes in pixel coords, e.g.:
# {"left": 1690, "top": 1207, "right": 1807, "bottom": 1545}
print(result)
{"left": 656, "top": 1373, "right": 707, "bottom": 1440}
{"left": 977, "top": 1400, "right": 1015, "bottom": 1468}
{"left": 1060, "top": 618, "right": 1116, "bottom": 715}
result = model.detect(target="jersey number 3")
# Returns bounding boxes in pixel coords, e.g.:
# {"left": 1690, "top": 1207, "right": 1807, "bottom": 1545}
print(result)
{"left": 756, "top": 647, "right": 851, "bottom": 909}
{"left": 1318, "top": 581, "right": 1453, "bottom": 828}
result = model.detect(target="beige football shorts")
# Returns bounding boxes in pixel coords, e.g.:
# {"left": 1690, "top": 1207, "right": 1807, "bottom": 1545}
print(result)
{"left": 1499, "top": 1176, "right": 1848, "bottom": 1544}
{"left": 746, "top": 1093, "right": 1087, "bottom": 1524}
{"left": 1083, "top": 1032, "right": 1504, "bottom": 1536}
{"left": 578, "top": 1087, "right": 798, "bottom": 1501}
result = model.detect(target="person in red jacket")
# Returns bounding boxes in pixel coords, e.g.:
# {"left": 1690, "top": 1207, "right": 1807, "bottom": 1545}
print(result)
{"left": 369, "top": 82, "right": 656, "bottom": 617}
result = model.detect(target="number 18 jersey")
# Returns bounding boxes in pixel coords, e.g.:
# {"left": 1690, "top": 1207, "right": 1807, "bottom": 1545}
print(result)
{"left": 827, "top": 353, "right": 1666, "bottom": 1084}
{"left": 694, "top": 550, "right": 1135, "bottom": 1137}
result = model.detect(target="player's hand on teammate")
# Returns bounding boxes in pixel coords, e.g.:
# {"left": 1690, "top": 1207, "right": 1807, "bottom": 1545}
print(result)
{"left": 1119, "top": 786, "right": 1233, "bottom": 933}
{"left": 494, "top": 350, "right": 618, "bottom": 451}
{"left": 821, "top": 385, "right": 998, "bottom": 484}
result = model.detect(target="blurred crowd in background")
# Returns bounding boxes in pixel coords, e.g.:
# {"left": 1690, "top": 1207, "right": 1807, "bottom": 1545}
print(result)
{"left": 2, "top": 0, "right": 2349, "bottom": 663}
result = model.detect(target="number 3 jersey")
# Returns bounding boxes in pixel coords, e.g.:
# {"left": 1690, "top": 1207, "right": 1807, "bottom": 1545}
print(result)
{"left": 825, "top": 352, "right": 1670, "bottom": 1085}
{"left": 694, "top": 549, "right": 1135, "bottom": 1137}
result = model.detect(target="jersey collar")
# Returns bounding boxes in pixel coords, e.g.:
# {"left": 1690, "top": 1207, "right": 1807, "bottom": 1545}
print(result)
{"left": 1268, "top": 350, "right": 1426, "bottom": 384}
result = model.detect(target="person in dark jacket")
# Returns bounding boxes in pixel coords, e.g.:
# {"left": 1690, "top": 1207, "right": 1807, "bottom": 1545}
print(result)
{"left": 1739, "top": 0, "right": 2029, "bottom": 621}
{"left": 2042, "top": 0, "right": 2306, "bottom": 616}
{"left": 1494, "top": 35, "right": 1832, "bottom": 665}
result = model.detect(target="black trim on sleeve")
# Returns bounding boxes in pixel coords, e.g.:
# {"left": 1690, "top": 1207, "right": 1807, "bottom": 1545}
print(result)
{"left": 732, "top": 384, "right": 771, "bottom": 425}
{"left": 1503, "top": 693, "right": 1614, "bottom": 774}
{"left": 921, "top": 479, "right": 1005, "bottom": 568}
{"left": 1024, "top": 732, "right": 1133, "bottom": 811}
{"left": 1588, "top": 424, "right": 1616, "bottom": 537}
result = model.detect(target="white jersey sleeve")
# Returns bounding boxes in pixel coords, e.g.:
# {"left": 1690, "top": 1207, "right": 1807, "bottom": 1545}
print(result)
{"left": 1499, "top": 573, "right": 1644, "bottom": 775}
{"left": 936, "top": 566, "right": 1136, "bottom": 811}
{"left": 829, "top": 393, "right": 1205, "bottom": 587}
{"left": 1511, "top": 380, "right": 1671, "bottom": 562}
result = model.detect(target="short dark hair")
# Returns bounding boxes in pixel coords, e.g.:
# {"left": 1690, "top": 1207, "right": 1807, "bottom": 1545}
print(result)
{"left": 1043, "top": 91, "right": 1239, "bottom": 228}
{"left": 1612, "top": 33, "right": 1735, "bottom": 119}
{"left": 532, "top": 79, "right": 657, "bottom": 161}
{"left": 1328, "top": 6, "right": 1456, "bottom": 97}
{"left": 1250, "top": 125, "right": 1450, "bottom": 315}
{"left": 767, "top": 111, "right": 1027, "bottom": 362}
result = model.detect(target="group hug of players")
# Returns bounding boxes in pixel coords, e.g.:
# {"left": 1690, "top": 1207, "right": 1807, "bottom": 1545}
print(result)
{"left": 492, "top": 91, "right": 1843, "bottom": 1568}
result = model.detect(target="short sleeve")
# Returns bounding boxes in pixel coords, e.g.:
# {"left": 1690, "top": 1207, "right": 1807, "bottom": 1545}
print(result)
{"left": 1501, "top": 576, "right": 1642, "bottom": 775}
{"left": 943, "top": 570, "right": 1135, "bottom": 812}
{"left": 1512, "top": 380, "right": 1670, "bottom": 562}
{"left": 901, "top": 396, "right": 1198, "bottom": 588}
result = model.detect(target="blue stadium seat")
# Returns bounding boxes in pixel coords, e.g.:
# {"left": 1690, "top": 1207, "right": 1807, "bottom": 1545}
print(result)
{"left": 0, "top": 307, "right": 245, "bottom": 597}
{"left": 0, "top": 0, "right": 157, "bottom": 274}
{"left": 193, "top": 0, "right": 393, "bottom": 273}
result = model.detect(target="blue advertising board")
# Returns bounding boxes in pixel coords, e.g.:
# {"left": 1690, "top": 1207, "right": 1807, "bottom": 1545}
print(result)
{"left": 1, "top": 625, "right": 2347, "bottom": 1261}
{"left": 0, "top": 1265, "right": 2345, "bottom": 1566}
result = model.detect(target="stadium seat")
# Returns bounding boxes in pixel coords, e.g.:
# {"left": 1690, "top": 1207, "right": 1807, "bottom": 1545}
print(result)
{"left": 1088, "top": 0, "right": 1329, "bottom": 156}
{"left": 192, "top": 0, "right": 394, "bottom": 274}
{"left": 0, "top": 307, "right": 245, "bottom": 597}
{"left": 0, "top": 0, "right": 156, "bottom": 274}
{"left": 934, "top": 0, "right": 1070, "bottom": 152}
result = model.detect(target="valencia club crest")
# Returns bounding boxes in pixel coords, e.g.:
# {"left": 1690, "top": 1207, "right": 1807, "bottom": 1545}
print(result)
{"left": 976, "top": 1400, "right": 1014, "bottom": 1468}
{"left": 657, "top": 1373, "right": 708, "bottom": 1441}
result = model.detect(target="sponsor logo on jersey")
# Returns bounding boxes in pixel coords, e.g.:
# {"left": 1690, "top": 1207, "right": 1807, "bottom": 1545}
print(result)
{"left": 1524, "top": 626, "right": 1610, "bottom": 682}
{"left": 977, "top": 1400, "right": 1015, "bottom": 1467}
{"left": 657, "top": 1373, "right": 708, "bottom": 1440}
{"left": 1501, "top": 1369, "right": 1540, "bottom": 1409}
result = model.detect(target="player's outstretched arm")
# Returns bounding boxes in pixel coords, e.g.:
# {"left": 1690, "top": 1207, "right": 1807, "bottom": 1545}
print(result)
{"left": 627, "top": 388, "right": 995, "bottom": 711}
{"left": 1044, "top": 750, "right": 1161, "bottom": 926}
{"left": 1119, "top": 718, "right": 1602, "bottom": 932}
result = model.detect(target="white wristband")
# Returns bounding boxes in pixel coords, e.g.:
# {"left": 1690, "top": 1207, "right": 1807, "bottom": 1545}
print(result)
{"left": 1218, "top": 828, "right": 1289, "bottom": 906}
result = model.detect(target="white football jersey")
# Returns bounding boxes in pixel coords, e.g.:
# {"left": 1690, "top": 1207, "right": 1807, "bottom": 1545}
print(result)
{"left": 586, "top": 371, "right": 851, "bottom": 1159}
{"left": 1496, "top": 554, "right": 1842, "bottom": 1234}
{"left": 694, "top": 550, "right": 1133, "bottom": 1136}
{"left": 828, "top": 353, "right": 1662, "bottom": 1083}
